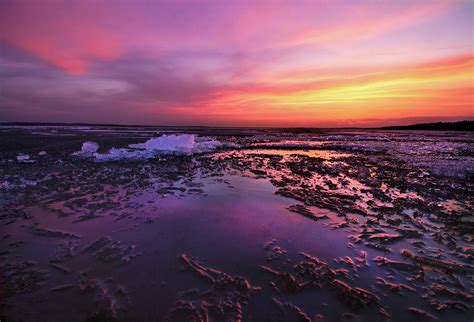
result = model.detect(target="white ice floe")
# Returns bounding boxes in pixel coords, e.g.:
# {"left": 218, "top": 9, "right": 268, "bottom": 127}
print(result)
{"left": 129, "top": 134, "right": 197, "bottom": 151}
{"left": 72, "top": 141, "right": 99, "bottom": 156}
{"left": 92, "top": 134, "right": 230, "bottom": 161}
{"left": 38, "top": 151, "right": 47, "bottom": 156}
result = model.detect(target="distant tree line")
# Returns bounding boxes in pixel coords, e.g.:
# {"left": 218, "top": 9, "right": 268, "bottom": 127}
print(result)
{"left": 382, "top": 120, "right": 473, "bottom": 131}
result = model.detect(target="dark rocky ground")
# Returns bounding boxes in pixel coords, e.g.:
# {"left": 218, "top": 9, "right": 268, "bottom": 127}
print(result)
{"left": 0, "top": 126, "right": 473, "bottom": 321}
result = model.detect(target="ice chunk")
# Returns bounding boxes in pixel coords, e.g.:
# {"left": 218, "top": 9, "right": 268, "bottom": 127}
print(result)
{"left": 72, "top": 141, "right": 99, "bottom": 156}
{"left": 17, "top": 154, "right": 30, "bottom": 161}
{"left": 93, "top": 134, "right": 227, "bottom": 161}
{"left": 17, "top": 154, "right": 33, "bottom": 162}
{"left": 38, "top": 151, "right": 47, "bottom": 156}
{"left": 81, "top": 141, "right": 99, "bottom": 153}
{"left": 129, "top": 134, "right": 196, "bottom": 152}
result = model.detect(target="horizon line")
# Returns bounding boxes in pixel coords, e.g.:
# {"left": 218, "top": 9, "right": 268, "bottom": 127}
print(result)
{"left": 1, "top": 119, "right": 472, "bottom": 130}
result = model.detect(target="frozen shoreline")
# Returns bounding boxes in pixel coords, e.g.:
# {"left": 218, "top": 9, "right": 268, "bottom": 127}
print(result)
{"left": 0, "top": 128, "right": 473, "bottom": 322}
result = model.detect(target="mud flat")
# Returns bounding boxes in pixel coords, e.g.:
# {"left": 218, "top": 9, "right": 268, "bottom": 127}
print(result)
{"left": 0, "top": 126, "right": 473, "bottom": 321}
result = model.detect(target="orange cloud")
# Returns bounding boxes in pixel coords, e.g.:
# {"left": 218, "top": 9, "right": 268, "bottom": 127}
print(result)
{"left": 184, "top": 53, "right": 473, "bottom": 125}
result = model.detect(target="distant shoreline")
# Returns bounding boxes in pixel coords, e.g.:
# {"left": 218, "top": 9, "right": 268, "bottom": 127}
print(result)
{"left": 380, "top": 120, "right": 473, "bottom": 131}
{"left": 0, "top": 120, "right": 472, "bottom": 131}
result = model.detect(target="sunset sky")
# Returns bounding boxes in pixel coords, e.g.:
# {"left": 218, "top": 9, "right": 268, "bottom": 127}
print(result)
{"left": 1, "top": 0, "right": 473, "bottom": 127}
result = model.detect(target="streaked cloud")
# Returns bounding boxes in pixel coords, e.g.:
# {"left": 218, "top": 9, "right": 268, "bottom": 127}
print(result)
{"left": 0, "top": 0, "right": 472, "bottom": 126}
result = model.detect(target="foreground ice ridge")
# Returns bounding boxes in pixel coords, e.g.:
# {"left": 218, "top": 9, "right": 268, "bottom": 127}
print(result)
{"left": 90, "top": 134, "right": 227, "bottom": 161}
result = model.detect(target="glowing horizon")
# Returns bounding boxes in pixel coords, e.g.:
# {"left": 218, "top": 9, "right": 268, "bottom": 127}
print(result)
{"left": 1, "top": 0, "right": 472, "bottom": 127}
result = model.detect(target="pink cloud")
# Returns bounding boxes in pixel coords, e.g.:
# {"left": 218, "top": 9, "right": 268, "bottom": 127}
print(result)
{"left": 1, "top": 1, "right": 120, "bottom": 74}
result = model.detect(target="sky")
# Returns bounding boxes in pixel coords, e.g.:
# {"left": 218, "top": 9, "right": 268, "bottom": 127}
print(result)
{"left": 0, "top": 0, "right": 473, "bottom": 127}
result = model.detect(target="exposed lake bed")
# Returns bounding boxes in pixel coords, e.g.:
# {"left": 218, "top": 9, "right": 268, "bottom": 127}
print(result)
{"left": 0, "top": 126, "right": 473, "bottom": 321}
